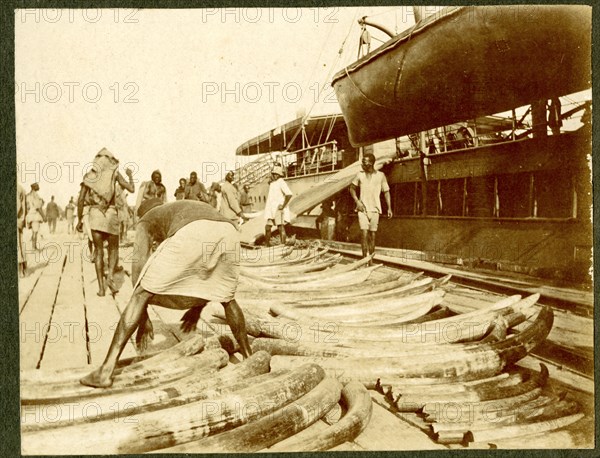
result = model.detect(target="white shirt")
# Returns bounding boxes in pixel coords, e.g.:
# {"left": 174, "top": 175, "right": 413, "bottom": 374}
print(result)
{"left": 264, "top": 177, "right": 292, "bottom": 223}
{"left": 351, "top": 170, "right": 390, "bottom": 213}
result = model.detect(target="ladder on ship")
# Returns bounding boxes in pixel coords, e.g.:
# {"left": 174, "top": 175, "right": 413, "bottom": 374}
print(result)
{"left": 234, "top": 154, "right": 277, "bottom": 188}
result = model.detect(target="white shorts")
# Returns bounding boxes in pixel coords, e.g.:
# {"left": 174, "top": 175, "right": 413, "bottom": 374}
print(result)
{"left": 358, "top": 211, "right": 380, "bottom": 231}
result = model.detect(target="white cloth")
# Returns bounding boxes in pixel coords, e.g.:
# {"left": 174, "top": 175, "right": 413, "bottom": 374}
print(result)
{"left": 26, "top": 191, "right": 44, "bottom": 224}
{"left": 264, "top": 178, "right": 292, "bottom": 223}
{"left": 351, "top": 170, "right": 390, "bottom": 214}
{"left": 136, "top": 220, "right": 239, "bottom": 303}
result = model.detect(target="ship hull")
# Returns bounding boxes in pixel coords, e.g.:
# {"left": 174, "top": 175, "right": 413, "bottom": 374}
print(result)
{"left": 332, "top": 5, "right": 591, "bottom": 146}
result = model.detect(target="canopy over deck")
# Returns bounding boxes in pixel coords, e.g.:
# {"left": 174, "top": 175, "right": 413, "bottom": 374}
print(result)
{"left": 236, "top": 114, "right": 349, "bottom": 156}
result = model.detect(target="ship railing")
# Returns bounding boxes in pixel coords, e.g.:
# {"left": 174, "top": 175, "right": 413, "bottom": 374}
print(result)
{"left": 279, "top": 141, "right": 341, "bottom": 178}
{"left": 395, "top": 100, "right": 589, "bottom": 158}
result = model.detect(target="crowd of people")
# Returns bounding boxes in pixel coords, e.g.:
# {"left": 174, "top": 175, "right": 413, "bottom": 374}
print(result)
{"left": 17, "top": 152, "right": 392, "bottom": 279}
{"left": 18, "top": 148, "right": 393, "bottom": 388}
{"left": 16, "top": 182, "right": 89, "bottom": 277}
{"left": 136, "top": 169, "right": 251, "bottom": 224}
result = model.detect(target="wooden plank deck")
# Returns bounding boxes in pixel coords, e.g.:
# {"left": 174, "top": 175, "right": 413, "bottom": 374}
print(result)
{"left": 18, "top": 223, "right": 594, "bottom": 451}
{"left": 19, "top": 244, "right": 66, "bottom": 370}
{"left": 39, "top": 241, "right": 87, "bottom": 370}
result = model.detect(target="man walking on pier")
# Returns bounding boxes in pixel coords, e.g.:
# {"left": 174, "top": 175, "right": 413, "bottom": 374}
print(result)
{"left": 80, "top": 198, "right": 252, "bottom": 388}
{"left": 349, "top": 153, "right": 392, "bottom": 262}
{"left": 65, "top": 197, "right": 76, "bottom": 235}
{"left": 26, "top": 183, "right": 45, "bottom": 251}
{"left": 46, "top": 196, "right": 59, "bottom": 234}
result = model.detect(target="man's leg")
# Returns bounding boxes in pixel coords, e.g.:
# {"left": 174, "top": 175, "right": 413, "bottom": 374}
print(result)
{"left": 264, "top": 224, "right": 272, "bottom": 246}
{"left": 80, "top": 286, "right": 153, "bottom": 387}
{"left": 92, "top": 231, "right": 106, "bottom": 296}
{"left": 279, "top": 224, "right": 287, "bottom": 245}
{"left": 106, "top": 233, "right": 120, "bottom": 293}
{"left": 368, "top": 230, "right": 376, "bottom": 256}
{"left": 360, "top": 230, "right": 369, "bottom": 258}
{"left": 223, "top": 299, "right": 252, "bottom": 358}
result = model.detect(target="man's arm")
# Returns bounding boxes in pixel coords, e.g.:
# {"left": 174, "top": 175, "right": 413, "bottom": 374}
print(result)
{"left": 349, "top": 182, "right": 365, "bottom": 213}
{"left": 280, "top": 193, "right": 292, "bottom": 210}
{"left": 131, "top": 224, "right": 153, "bottom": 286}
{"left": 384, "top": 190, "right": 392, "bottom": 218}
{"left": 117, "top": 169, "right": 135, "bottom": 193}
{"left": 278, "top": 180, "right": 293, "bottom": 210}
{"left": 38, "top": 200, "right": 46, "bottom": 221}
{"left": 381, "top": 173, "right": 392, "bottom": 218}
{"left": 198, "top": 183, "right": 210, "bottom": 203}
{"left": 143, "top": 182, "right": 154, "bottom": 200}
{"left": 77, "top": 185, "right": 87, "bottom": 220}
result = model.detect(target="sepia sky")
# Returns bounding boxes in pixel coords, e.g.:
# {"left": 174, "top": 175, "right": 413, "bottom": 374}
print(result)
{"left": 15, "top": 7, "right": 424, "bottom": 206}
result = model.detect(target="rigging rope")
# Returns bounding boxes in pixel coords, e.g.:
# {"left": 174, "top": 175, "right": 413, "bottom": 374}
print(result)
{"left": 283, "top": 10, "right": 359, "bottom": 153}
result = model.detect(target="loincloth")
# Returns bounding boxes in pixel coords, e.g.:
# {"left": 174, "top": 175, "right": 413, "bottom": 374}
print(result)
{"left": 136, "top": 219, "right": 240, "bottom": 303}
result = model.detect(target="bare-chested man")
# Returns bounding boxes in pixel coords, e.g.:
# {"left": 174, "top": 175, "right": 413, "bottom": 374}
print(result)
{"left": 80, "top": 198, "right": 252, "bottom": 388}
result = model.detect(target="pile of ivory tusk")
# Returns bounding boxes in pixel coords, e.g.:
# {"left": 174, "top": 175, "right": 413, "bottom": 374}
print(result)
{"left": 230, "top": 243, "right": 586, "bottom": 447}
{"left": 20, "top": 335, "right": 373, "bottom": 453}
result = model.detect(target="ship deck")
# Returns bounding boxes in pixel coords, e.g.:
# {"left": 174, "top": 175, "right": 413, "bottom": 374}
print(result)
{"left": 19, "top": 221, "right": 594, "bottom": 451}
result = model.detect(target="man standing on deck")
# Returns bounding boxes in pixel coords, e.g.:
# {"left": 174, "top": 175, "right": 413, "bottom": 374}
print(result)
{"left": 220, "top": 171, "right": 245, "bottom": 225}
{"left": 349, "top": 153, "right": 392, "bottom": 262}
{"left": 240, "top": 184, "right": 252, "bottom": 213}
{"left": 264, "top": 165, "right": 292, "bottom": 246}
{"left": 184, "top": 171, "right": 209, "bottom": 203}
{"left": 80, "top": 198, "right": 252, "bottom": 388}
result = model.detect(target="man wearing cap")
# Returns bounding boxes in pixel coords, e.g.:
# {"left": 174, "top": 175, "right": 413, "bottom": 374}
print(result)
{"left": 264, "top": 165, "right": 292, "bottom": 246}
{"left": 219, "top": 171, "right": 244, "bottom": 225}
{"left": 80, "top": 198, "right": 253, "bottom": 388}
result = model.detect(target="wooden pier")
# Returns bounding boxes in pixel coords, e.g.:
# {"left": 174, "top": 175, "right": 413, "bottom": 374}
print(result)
{"left": 18, "top": 221, "right": 594, "bottom": 450}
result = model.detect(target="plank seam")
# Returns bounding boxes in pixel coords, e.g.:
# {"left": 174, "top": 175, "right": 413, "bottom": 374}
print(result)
{"left": 18, "top": 270, "right": 43, "bottom": 316}
{"left": 34, "top": 254, "right": 67, "bottom": 369}
{"left": 80, "top": 254, "right": 91, "bottom": 364}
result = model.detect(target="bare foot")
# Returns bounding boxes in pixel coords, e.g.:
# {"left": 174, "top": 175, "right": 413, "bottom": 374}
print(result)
{"left": 97, "top": 288, "right": 106, "bottom": 297}
{"left": 106, "top": 278, "right": 119, "bottom": 294}
{"left": 80, "top": 367, "right": 113, "bottom": 388}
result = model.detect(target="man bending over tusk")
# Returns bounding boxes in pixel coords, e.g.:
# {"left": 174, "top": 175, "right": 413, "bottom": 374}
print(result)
{"left": 80, "top": 198, "right": 252, "bottom": 388}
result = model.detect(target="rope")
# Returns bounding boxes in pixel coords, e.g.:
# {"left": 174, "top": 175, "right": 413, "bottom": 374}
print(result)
{"left": 304, "top": 19, "right": 337, "bottom": 100}
{"left": 317, "top": 113, "right": 330, "bottom": 145}
{"left": 284, "top": 10, "right": 359, "bottom": 151}
{"left": 325, "top": 114, "right": 337, "bottom": 142}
